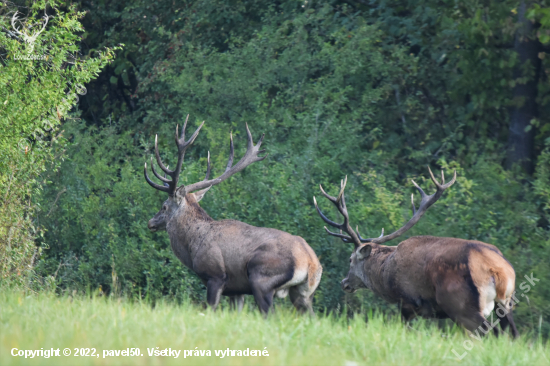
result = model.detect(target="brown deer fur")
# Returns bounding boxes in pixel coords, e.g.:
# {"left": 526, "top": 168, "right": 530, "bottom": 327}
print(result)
{"left": 343, "top": 236, "right": 518, "bottom": 337}
{"left": 315, "top": 170, "right": 518, "bottom": 337}
{"left": 145, "top": 121, "right": 322, "bottom": 314}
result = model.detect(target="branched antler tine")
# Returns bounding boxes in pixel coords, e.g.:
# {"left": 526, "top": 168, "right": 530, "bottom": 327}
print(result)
{"left": 154, "top": 135, "right": 173, "bottom": 174}
{"left": 151, "top": 157, "right": 171, "bottom": 183}
{"left": 225, "top": 132, "right": 234, "bottom": 172}
{"left": 313, "top": 196, "right": 342, "bottom": 228}
{"left": 204, "top": 151, "right": 211, "bottom": 181}
{"left": 341, "top": 188, "right": 348, "bottom": 214}
{"left": 319, "top": 184, "right": 337, "bottom": 203}
{"left": 441, "top": 170, "right": 457, "bottom": 189}
{"left": 182, "top": 114, "right": 189, "bottom": 139}
{"left": 323, "top": 226, "right": 353, "bottom": 242}
{"left": 170, "top": 120, "right": 205, "bottom": 193}
{"left": 144, "top": 162, "right": 170, "bottom": 192}
{"left": 256, "top": 151, "right": 269, "bottom": 161}
{"left": 176, "top": 114, "right": 189, "bottom": 141}
{"left": 245, "top": 123, "right": 254, "bottom": 149}
{"left": 337, "top": 175, "right": 347, "bottom": 203}
{"left": 427, "top": 166, "right": 457, "bottom": 190}
{"left": 183, "top": 121, "right": 204, "bottom": 148}
{"left": 361, "top": 167, "right": 457, "bottom": 245}
{"left": 356, "top": 225, "right": 367, "bottom": 242}
{"left": 181, "top": 124, "right": 267, "bottom": 193}
{"left": 315, "top": 179, "right": 364, "bottom": 248}
{"left": 427, "top": 166, "right": 442, "bottom": 189}
{"left": 257, "top": 133, "right": 265, "bottom": 147}
{"left": 411, "top": 179, "right": 427, "bottom": 198}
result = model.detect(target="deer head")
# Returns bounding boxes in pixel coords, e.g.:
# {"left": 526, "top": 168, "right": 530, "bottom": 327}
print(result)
{"left": 144, "top": 115, "right": 266, "bottom": 231}
{"left": 313, "top": 168, "right": 456, "bottom": 293}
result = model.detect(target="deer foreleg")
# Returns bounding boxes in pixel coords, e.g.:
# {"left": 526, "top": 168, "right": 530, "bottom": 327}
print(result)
{"left": 206, "top": 278, "right": 225, "bottom": 310}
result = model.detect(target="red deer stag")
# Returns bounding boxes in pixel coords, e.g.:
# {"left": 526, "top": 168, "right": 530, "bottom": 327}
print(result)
{"left": 144, "top": 116, "right": 322, "bottom": 314}
{"left": 313, "top": 169, "right": 518, "bottom": 337}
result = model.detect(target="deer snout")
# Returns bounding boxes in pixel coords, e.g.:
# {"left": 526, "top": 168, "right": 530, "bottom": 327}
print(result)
{"left": 147, "top": 219, "right": 157, "bottom": 232}
{"left": 341, "top": 278, "right": 356, "bottom": 293}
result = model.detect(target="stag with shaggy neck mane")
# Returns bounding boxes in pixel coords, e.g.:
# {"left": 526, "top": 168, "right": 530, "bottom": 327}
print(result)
{"left": 314, "top": 169, "right": 518, "bottom": 337}
{"left": 144, "top": 116, "right": 322, "bottom": 314}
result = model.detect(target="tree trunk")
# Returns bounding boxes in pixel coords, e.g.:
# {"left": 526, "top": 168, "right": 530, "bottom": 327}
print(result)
{"left": 507, "top": 0, "right": 541, "bottom": 175}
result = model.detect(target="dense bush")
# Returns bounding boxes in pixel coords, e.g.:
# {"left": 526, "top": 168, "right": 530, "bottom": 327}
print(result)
{"left": 33, "top": 2, "right": 550, "bottom": 338}
{"left": 0, "top": 0, "right": 114, "bottom": 287}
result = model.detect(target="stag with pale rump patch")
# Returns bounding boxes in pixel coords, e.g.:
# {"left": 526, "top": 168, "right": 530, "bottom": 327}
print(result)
{"left": 313, "top": 169, "right": 518, "bottom": 337}
{"left": 144, "top": 116, "right": 322, "bottom": 314}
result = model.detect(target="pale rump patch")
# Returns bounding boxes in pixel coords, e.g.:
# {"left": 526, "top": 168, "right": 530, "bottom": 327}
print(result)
{"left": 480, "top": 281, "right": 497, "bottom": 317}
{"left": 275, "top": 267, "right": 310, "bottom": 300}
{"left": 468, "top": 246, "right": 516, "bottom": 316}
{"left": 505, "top": 278, "right": 514, "bottom": 299}
{"left": 278, "top": 238, "right": 323, "bottom": 299}
{"left": 496, "top": 278, "right": 516, "bottom": 311}
{"left": 275, "top": 289, "right": 289, "bottom": 298}
{"left": 282, "top": 268, "right": 308, "bottom": 288}
{"left": 276, "top": 264, "right": 322, "bottom": 300}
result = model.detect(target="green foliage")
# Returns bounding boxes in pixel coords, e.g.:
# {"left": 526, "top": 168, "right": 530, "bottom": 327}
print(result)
{"left": 529, "top": 2, "right": 550, "bottom": 44}
{"left": 35, "top": 2, "right": 550, "bottom": 338}
{"left": 36, "top": 120, "right": 204, "bottom": 302}
{"left": 2, "top": 290, "right": 549, "bottom": 365}
{"left": 0, "top": 0, "right": 115, "bottom": 287}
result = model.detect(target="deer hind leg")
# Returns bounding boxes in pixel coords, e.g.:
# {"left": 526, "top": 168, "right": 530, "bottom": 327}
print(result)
{"left": 247, "top": 246, "right": 295, "bottom": 315}
{"left": 228, "top": 295, "right": 245, "bottom": 312}
{"left": 434, "top": 273, "right": 493, "bottom": 336}
{"left": 248, "top": 270, "right": 293, "bottom": 315}
{"left": 495, "top": 278, "right": 518, "bottom": 338}
{"left": 400, "top": 303, "right": 417, "bottom": 323}
{"left": 289, "top": 285, "right": 314, "bottom": 315}
{"left": 289, "top": 263, "right": 322, "bottom": 316}
{"left": 249, "top": 281, "right": 275, "bottom": 315}
{"left": 498, "top": 308, "right": 519, "bottom": 338}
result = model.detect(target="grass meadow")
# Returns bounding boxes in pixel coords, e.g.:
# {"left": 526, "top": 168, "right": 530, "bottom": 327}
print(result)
{"left": 1, "top": 291, "right": 549, "bottom": 366}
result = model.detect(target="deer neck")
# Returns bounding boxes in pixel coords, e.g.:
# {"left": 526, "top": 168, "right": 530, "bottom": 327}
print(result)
{"left": 167, "top": 196, "right": 214, "bottom": 259}
{"left": 362, "top": 245, "right": 397, "bottom": 300}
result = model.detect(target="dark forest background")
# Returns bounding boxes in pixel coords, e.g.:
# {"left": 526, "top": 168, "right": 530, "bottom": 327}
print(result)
{"left": 2, "top": 0, "right": 550, "bottom": 337}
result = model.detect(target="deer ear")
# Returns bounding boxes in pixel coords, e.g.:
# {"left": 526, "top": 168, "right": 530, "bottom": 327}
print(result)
{"left": 193, "top": 186, "right": 212, "bottom": 202}
{"left": 356, "top": 244, "right": 372, "bottom": 260}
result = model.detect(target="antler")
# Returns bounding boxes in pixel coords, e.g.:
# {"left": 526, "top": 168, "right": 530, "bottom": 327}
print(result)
{"left": 314, "top": 167, "right": 457, "bottom": 248}
{"left": 313, "top": 176, "right": 364, "bottom": 248}
{"left": 144, "top": 115, "right": 204, "bottom": 196}
{"left": 144, "top": 118, "right": 267, "bottom": 196}
{"left": 11, "top": 12, "right": 24, "bottom": 36}
{"left": 11, "top": 11, "right": 49, "bottom": 45}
